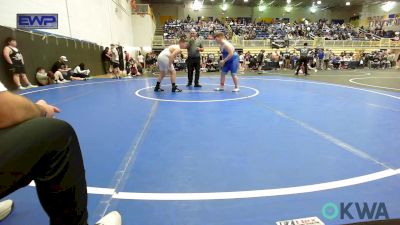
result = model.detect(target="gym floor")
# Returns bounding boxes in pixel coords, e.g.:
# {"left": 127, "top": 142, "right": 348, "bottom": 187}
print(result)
{"left": 2, "top": 69, "right": 400, "bottom": 225}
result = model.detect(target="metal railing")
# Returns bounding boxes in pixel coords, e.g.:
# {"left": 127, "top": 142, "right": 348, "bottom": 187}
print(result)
{"left": 154, "top": 37, "right": 400, "bottom": 49}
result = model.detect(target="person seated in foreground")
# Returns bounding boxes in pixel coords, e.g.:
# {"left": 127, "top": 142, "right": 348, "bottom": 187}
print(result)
{"left": 0, "top": 80, "right": 121, "bottom": 225}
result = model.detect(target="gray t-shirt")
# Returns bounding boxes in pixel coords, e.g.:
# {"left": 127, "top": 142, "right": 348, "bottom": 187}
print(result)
{"left": 300, "top": 48, "right": 309, "bottom": 58}
{"left": 187, "top": 38, "right": 203, "bottom": 59}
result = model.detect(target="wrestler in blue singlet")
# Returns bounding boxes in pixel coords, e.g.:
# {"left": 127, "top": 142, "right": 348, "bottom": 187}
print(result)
{"left": 221, "top": 47, "right": 239, "bottom": 75}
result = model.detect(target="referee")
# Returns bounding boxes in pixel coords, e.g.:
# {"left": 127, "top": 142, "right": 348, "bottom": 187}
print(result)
{"left": 186, "top": 29, "right": 204, "bottom": 87}
{"left": 295, "top": 43, "right": 310, "bottom": 76}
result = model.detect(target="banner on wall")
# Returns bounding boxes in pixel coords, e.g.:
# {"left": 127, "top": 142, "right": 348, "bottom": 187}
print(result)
{"left": 256, "top": 17, "right": 274, "bottom": 23}
{"left": 367, "top": 15, "right": 400, "bottom": 28}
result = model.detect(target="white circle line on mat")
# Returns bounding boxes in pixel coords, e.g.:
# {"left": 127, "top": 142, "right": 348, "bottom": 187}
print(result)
{"left": 28, "top": 169, "right": 400, "bottom": 200}
{"left": 135, "top": 83, "right": 260, "bottom": 103}
{"left": 349, "top": 77, "right": 400, "bottom": 91}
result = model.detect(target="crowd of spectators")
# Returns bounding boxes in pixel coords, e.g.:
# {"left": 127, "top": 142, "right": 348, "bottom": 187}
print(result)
{"left": 2, "top": 37, "right": 93, "bottom": 89}
{"left": 164, "top": 16, "right": 228, "bottom": 40}
{"left": 229, "top": 18, "right": 400, "bottom": 41}
{"left": 101, "top": 45, "right": 144, "bottom": 78}
{"left": 163, "top": 17, "right": 400, "bottom": 41}
{"left": 232, "top": 49, "right": 398, "bottom": 72}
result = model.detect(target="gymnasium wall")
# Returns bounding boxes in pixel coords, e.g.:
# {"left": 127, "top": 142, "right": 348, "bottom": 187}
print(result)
{"left": 132, "top": 14, "right": 156, "bottom": 49}
{"left": 0, "top": 26, "right": 104, "bottom": 90}
{"left": 0, "top": 0, "right": 134, "bottom": 47}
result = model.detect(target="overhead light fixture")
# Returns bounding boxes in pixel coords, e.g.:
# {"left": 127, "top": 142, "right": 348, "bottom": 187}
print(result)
{"left": 221, "top": 3, "right": 228, "bottom": 11}
{"left": 310, "top": 5, "right": 317, "bottom": 13}
{"left": 192, "top": 0, "right": 203, "bottom": 11}
{"left": 244, "top": 0, "right": 249, "bottom": 2}
{"left": 287, "top": 0, "right": 291, "bottom": 3}
{"left": 317, "top": 1, "right": 321, "bottom": 4}
{"left": 259, "top": 4, "right": 266, "bottom": 11}
{"left": 382, "top": 1, "right": 396, "bottom": 12}
{"left": 346, "top": 1, "right": 350, "bottom": 6}
{"left": 285, "top": 5, "right": 293, "bottom": 12}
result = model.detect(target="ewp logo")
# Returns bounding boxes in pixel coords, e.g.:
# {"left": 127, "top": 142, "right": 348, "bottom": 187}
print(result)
{"left": 17, "top": 14, "right": 58, "bottom": 29}
{"left": 321, "top": 202, "right": 389, "bottom": 221}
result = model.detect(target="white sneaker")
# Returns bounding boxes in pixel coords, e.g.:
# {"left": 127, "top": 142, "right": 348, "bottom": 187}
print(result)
{"left": 0, "top": 200, "right": 13, "bottom": 221}
{"left": 18, "top": 86, "right": 27, "bottom": 90}
{"left": 214, "top": 87, "right": 224, "bottom": 91}
{"left": 232, "top": 88, "right": 240, "bottom": 92}
{"left": 95, "top": 211, "right": 122, "bottom": 225}
{"left": 64, "top": 80, "right": 71, "bottom": 83}
{"left": 27, "top": 84, "right": 38, "bottom": 88}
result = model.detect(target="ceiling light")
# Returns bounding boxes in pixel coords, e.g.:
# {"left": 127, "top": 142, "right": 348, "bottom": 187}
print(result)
{"left": 259, "top": 4, "right": 266, "bottom": 11}
{"left": 317, "top": 1, "right": 321, "bottom": 4}
{"left": 244, "top": 0, "right": 249, "bottom": 2}
{"left": 382, "top": 1, "right": 396, "bottom": 12}
{"left": 192, "top": 0, "right": 203, "bottom": 11}
{"left": 346, "top": 2, "right": 350, "bottom": 6}
{"left": 285, "top": 5, "right": 293, "bottom": 12}
{"left": 287, "top": 0, "right": 291, "bottom": 3}
{"left": 221, "top": 3, "right": 228, "bottom": 11}
{"left": 310, "top": 5, "right": 317, "bottom": 13}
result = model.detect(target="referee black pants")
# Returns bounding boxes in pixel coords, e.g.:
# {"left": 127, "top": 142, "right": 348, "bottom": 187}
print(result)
{"left": 187, "top": 57, "right": 201, "bottom": 85}
{"left": 0, "top": 118, "right": 88, "bottom": 225}
{"left": 296, "top": 57, "right": 309, "bottom": 75}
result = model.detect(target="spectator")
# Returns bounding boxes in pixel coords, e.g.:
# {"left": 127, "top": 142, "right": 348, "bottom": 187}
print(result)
{"left": 73, "top": 63, "right": 91, "bottom": 79}
{"left": 257, "top": 50, "right": 265, "bottom": 74}
{"left": 124, "top": 51, "right": 131, "bottom": 74}
{"left": 137, "top": 52, "right": 144, "bottom": 68}
{"left": 51, "top": 56, "right": 72, "bottom": 83}
{"left": 110, "top": 44, "right": 121, "bottom": 79}
{"left": 129, "top": 59, "right": 142, "bottom": 76}
{"left": 317, "top": 49, "right": 324, "bottom": 70}
{"left": 36, "top": 67, "right": 54, "bottom": 86}
{"left": 102, "top": 47, "right": 112, "bottom": 74}
{"left": 323, "top": 49, "right": 332, "bottom": 70}
{"left": 0, "top": 80, "right": 121, "bottom": 225}
{"left": 2, "top": 37, "right": 37, "bottom": 89}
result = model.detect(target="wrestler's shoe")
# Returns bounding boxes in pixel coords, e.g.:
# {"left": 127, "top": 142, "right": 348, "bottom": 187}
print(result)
{"left": 0, "top": 200, "right": 13, "bottom": 222}
{"left": 95, "top": 211, "right": 122, "bottom": 225}
{"left": 172, "top": 85, "right": 182, "bottom": 92}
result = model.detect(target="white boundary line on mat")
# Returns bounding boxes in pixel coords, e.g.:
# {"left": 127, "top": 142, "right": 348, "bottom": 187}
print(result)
{"left": 24, "top": 77, "right": 400, "bottom": 201}
{"left": 349, "top": 77, "right": 400, "bottom": 91}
